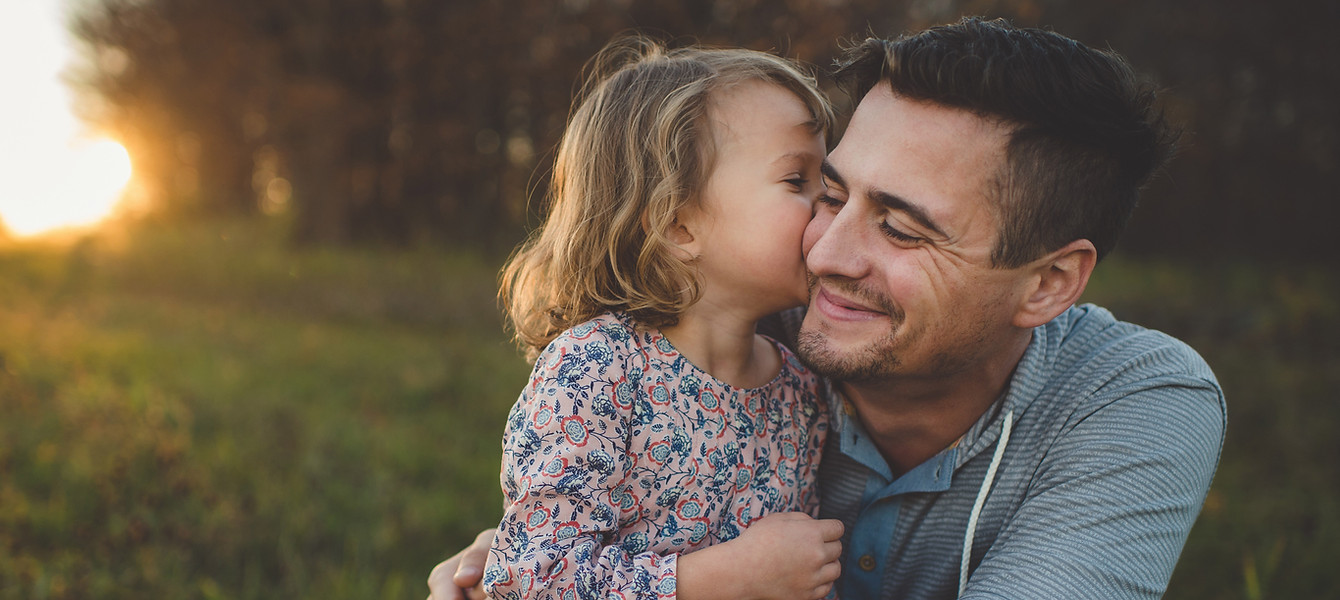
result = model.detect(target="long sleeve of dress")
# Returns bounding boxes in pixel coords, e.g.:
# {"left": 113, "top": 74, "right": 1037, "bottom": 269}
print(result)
{"left": 484, "top": 322, "right": 676, "bottom": 600}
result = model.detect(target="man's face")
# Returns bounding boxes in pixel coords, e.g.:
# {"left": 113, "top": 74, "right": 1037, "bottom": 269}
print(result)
{"left": 797, "top": 86, "right": 1032, "bottom": 383}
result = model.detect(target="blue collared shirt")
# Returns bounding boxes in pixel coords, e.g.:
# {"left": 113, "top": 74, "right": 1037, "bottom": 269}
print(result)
{"left": 833, "top": 396, "right": 960, "bottom": 599}
{"left": 812, "top": 304, "right": 1226, "bottom": 600}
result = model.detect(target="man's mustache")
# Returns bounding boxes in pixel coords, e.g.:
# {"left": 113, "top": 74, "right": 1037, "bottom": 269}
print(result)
{"left": 806, "top": 272, "right": 905, "bottom": 324}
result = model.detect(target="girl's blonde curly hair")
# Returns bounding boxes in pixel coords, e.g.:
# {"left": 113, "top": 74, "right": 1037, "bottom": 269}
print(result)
{"left": 500, "top": 36, "right": 833, "bottom": 360}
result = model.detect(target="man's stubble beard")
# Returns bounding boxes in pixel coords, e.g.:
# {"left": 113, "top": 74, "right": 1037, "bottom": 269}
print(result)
{"left": 796, "top": 327, "right": 901, "bottom": 382}
{"left": 795, "top": 274, "right": 908, "bottom": 383}
{"left": 795, "top": 273, "right": 1007, "bottom": 386}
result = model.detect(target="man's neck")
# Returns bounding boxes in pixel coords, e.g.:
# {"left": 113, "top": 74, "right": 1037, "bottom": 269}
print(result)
{"left": 840, "top": 333, "right": 1031, "bottom": 477}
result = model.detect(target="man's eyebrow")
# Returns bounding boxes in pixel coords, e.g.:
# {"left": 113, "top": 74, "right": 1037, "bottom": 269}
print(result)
{"left": 820, "top": 159, "right": 846, "bottom": 189}
{"left": 871, "top": 190, "right": 948, "bottom": 239}
{"left": 821, "top": 159, "right": 948, "bottom": 238}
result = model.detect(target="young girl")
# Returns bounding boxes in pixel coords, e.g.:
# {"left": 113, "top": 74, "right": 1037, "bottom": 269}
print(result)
{"left": 485, "top": 38, "right": 840, "bottom": 600}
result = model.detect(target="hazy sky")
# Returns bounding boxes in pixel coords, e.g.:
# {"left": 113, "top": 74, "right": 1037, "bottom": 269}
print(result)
{"left": 1, "top": 0, "right": 80, "bottom": 166}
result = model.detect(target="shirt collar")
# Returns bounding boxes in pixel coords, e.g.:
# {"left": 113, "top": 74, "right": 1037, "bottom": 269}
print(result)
{"left": 824, "top": 315, "right": 1059, "bottom": 479}
{"left": 953, "top": 316, "right": 1055, "bottom": 468}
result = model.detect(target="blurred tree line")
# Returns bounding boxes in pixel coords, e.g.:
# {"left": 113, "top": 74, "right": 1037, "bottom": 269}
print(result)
{"left": 70, "top": 0, "right": 1337, "bottom": 261}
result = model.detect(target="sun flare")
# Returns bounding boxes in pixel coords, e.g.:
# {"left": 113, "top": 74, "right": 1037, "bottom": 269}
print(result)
{"left": 0, "top": 138, "right": 134, "bottom": 237}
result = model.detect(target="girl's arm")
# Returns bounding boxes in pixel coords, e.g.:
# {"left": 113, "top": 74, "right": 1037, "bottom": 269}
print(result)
{"left": 485, "top": 323, "right": 676, "bottom": 600}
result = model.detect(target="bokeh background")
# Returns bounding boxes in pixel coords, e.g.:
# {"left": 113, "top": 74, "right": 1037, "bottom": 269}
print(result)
{"left": 0, "top": 0, "right": 1335, "bottom": 598}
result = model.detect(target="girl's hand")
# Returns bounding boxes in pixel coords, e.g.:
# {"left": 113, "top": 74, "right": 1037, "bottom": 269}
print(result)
{"left": 679, "top": 512, "right": 843, "bottom": 600}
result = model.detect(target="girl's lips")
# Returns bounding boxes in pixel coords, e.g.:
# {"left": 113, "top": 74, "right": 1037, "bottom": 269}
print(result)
{"left": 814, "top": 286, "right": 883, "bottom": 322}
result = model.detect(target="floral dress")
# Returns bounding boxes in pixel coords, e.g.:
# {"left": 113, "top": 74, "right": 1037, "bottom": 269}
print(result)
{"left": 484, "top": 312, "right": 829, "bottom": 600}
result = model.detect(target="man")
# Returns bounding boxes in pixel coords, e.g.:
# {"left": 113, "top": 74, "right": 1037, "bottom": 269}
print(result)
{"left": 431, "top": 17, "right": 1225, "bottom": 600}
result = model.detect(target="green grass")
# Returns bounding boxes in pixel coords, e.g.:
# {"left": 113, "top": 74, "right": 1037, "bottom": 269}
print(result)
{"left": 0, "top": 219, "right": 1335, "bottom": 598}
{"left": 0, "top": 219, "right": 530, "bottom": 599}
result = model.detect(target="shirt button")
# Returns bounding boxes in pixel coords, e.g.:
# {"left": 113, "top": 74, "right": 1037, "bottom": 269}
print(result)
{"left": 858, "top": 554, "right": 877, "bottom": 571}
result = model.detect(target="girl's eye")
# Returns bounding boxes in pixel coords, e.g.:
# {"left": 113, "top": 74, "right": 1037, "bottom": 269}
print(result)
{"left": 785, "top": 177, "right": 809, "bottom": 191}
{"left": 816, "top": 194, "right": 843, "bottom": 209}
{"left": 880, "top": 220, "right": 924, "bottom": 244}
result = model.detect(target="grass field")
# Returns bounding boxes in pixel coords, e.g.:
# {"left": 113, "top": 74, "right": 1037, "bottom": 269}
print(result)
{"left": 1, "top": 218, "right": 1335, "bottom": 598}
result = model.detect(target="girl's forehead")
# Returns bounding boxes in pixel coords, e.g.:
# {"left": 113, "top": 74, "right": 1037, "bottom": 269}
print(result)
{"left": 706, "top": 82, "right": 820, "bottom": 140}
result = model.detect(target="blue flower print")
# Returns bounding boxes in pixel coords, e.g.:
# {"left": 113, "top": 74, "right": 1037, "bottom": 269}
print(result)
{"left": 555, "top": 354, "right": 585, "bottom": 389}
{"left": 554, "top": 521, "right": 581, "bottom": 541}
{"left": 613, "top": 378, "right": 636, "bottom": 411}
{"left": 688, "top": 519, "right": 709, "bottom": 544}
{"left": 508, "top": 402, "right": 528, "bottom": 429}
{"left": 610, "top": 484, "right": 637, "bottom": 511}
{"left": 633, "top": 395, "right": 654, "bottom": 426}
{"left": 513, "top": 427, "right": 541, "bottom": 452}
{"left": 590, "top": 504, "right": 614, "bottom": 527}
{"left": 482, "top": 561, "right": 509, "bottom": 589}
{"left": 570, "top": 320, "right": 597, "bottom": 338}
{"left": 735, "top": 467, "right": 753, "bottom": 491}
{"left": 543, "top": 457, "right": 566, "bottom": 477}
{"left": 586, "top": 340, "right": 613, "bottom": 368}
{"left": 650, "top": 382, "right": 671, "bottom": 405}
{"left": 648, "top": 441, "right": 672, "bottom": 464}
{"left": 718, "top": 520, "right": 740, "bottom": 542}
{"left": 587, "top": 449, "right": 615, "bottom": 477}
{"left": 604, "top": 321, "right": 631, "bottom": 343}
{"left": 656, "top": 576, "right": 676, "bottom": 596}
{"left": 526, "top": 506, "right": 552, "bottom": 530}
{"left": 655, "top": 335, "right": 675, "bottom": 354}
{"left": 591, "top": 391, "right": 616, "bottom": 419}
{"left": 655, "top": 485, "right": 684, "bottom": 508}
{"left": 722, "top": 441, "right": 741, "bottom": 464}
{"left": 560, "top": 416, "right": 589, "bottom": 446}
{"left": 736, "top": 505, "right": 754, "bottom": 526}
{"left": 573, "top": 539, "right": 596, "bottom": 563}
{"left": 732, "top": 411, "right": 755, "bottom": 437}
{"left": 621, "top": 531, "right": 649, "bottom": 555}
{"left": 678, "top": 373, "right": 701, "bottom": 397}
{"left": 670, "top": 427, "right": 691, "bottom": 454}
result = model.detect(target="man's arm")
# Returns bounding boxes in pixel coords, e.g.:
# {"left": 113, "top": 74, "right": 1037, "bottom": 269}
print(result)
{"left": 962, "top": 381, "right": 1226, "bottom": 599}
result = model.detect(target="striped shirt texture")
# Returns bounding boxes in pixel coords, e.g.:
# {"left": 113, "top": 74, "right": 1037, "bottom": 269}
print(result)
{"left": 779, "top": 303, "right": 1226, "bottom": 600}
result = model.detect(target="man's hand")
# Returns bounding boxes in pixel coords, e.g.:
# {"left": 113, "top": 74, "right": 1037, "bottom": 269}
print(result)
{"left": 426, "top": 529, "right": 495, "bottom": 600}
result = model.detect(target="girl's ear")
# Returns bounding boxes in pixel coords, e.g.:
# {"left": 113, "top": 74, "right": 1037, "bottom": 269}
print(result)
{"left": 667, "top": 206, "right": 706, "bottom": 263}
{"left": 1012, "top": 239, "right": 1097, "bottom": 329}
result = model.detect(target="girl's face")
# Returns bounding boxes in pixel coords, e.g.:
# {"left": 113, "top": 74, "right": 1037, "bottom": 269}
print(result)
{"left": 681, "top": 81, "right": 827, "bottom": 319}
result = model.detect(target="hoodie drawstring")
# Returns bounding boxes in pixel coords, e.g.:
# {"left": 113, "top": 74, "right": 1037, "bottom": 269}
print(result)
{"left": 959, "top": 409, "right": 1014, "bottom": 597}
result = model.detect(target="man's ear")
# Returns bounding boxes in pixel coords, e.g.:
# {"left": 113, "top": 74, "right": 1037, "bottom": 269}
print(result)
{"left": 1013, "top": 239, "right": 1097, "bottom": 329}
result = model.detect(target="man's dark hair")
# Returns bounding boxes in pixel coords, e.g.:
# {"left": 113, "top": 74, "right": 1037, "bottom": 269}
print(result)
{"left": 835, "top": 17, "right": 1179, "bottom": 266}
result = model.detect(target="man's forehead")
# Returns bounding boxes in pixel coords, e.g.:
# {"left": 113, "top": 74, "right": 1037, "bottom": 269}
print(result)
{"left": 826, "top": 87, "right": 1009, "bottom": 237}
{"left": 844, "top": 87, "right": 1009, "bottom": 148}
{"left": 831, "top": 89, "right": 1007, "bottom": 185}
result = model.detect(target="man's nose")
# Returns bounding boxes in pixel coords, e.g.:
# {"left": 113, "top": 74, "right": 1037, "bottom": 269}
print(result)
{"left": 804, "top": 205, "right": 869, "bottom": 281}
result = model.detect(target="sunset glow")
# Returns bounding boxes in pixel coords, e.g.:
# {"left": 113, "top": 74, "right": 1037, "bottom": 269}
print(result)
{"left": 0, "top": 0, "right": 133, "bottom": 238}
{"left": 2, "top": 138, "right": 134, "bottom": 236}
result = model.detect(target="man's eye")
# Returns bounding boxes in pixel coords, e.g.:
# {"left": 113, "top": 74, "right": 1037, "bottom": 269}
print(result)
{"left": 880, "top": 221, "right": 924, "bottom": 244}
